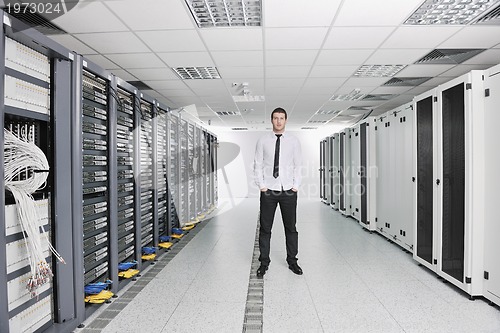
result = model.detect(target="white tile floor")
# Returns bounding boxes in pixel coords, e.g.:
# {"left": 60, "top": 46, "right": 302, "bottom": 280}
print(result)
{"left": 84, "top": 198, "right": 500, "bottom": 333}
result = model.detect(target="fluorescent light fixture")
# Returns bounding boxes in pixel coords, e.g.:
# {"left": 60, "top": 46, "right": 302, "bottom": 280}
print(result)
{"left": 173, "top": 67, "right": 221, "bottom": 79}
{"left": 354, "top": 65, "right": 406, "bottom": 77}
{"left": 185, "top": 0, "right": 262, "bottom": 28}
{"left": 316, "top": 109, "right": 342, "bottom": 116}
{"left": 405, "top": 0, "right": 500, "bottom": 25}
{"left": 215, "top": 111, "right": 240, "bottom": 115}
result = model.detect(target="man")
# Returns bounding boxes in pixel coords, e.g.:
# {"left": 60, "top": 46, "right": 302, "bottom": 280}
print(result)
{"left": 253, "top": 107, "right": 302, "bottom": 278}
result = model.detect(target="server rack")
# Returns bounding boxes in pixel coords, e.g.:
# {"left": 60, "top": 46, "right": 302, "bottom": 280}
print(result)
{"left": 139, "top": 96, "right": 155, "bottom": 252}
{"left": 482, "top": 64, "right": 500, "bottom": 306}
{"left": 349, "top": 126, "right": 360, "bottom": 221}
{"left": 339, "top": 129, "right": 351, "bottom": 216}
{"left": 319, "top": 139, "right": 326, "bottom": 201}
{"left": 187, "top": 122, "right": 196, "bottom": 223}
{"left": 414, "top": 71, "right": 486, "bottom": 297}
{"left": 358, "top": 118, "right": 377, "bottom": 231}
{"left": 156, "top": 102, "right": 170, "bottom": 238}
{"left": 114, "top": 78, "right": 140, "bottom": 271}
{"left": 167, "top": 111, "right": 180, "bottom": 231}
{"left": 1, "top": 15, "right": 76, "bottom": 332}
{"left": 331, "top": 133, "right": 340, "bottom": 210}
{"left": 324, "top": 137, "right": 331, "bottom": 204}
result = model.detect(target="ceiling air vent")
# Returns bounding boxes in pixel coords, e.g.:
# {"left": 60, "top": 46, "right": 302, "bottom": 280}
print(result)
{"left": 330, "top": 89, "right": 365, "bottom": 101}
{"left": 308, "top": 120, "right": 327, "bottom": 124}
{"left": 173, "top": 67, "right": 221, "bottom": 80}
{"left": 475, "top": 2, "right": 500, "bottom": 24}
{"left": 231, "top": 127, "right": 248, "bottom": 131}
{"left": 316, "top": 109, "right": 342, "bottom": 116}
{"left": 383, "top": 77, "right": 432, "bottom": 86}
{"left": 361, "top": 94, "right": 395, "bottom": 101}
{"left": 215, "top": 111, "right": 240, "bottom": 116}
{"left": 7, "top": 9, "right": 67, "bottom": 35}
{"left": 301, "top": 127, "right": 318, "bottom": 130}
{"left": 415, "top": 49, "right": 485, "bottom": 64}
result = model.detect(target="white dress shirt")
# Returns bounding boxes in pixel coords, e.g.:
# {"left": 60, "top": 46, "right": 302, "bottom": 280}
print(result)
{"left": 254, "top": 131, "right": 302, "bottom": 191}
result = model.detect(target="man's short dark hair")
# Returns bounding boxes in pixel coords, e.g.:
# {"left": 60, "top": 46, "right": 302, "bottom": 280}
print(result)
{"left": 271, "top": 107, "right": 287, "bottom": 120}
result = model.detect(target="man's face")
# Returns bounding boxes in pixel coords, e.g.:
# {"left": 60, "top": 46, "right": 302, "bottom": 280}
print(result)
{"left": 272, "top": 112, "right": 287, "bottom": 132}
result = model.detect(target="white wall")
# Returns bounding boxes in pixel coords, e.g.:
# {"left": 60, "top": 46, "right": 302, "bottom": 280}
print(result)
{"left": 213, "top": 127, "right": 345, "bottom": 200}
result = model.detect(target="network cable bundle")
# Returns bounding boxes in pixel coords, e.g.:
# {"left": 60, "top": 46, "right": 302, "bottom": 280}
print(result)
{"left": 3, "top": 128, "right": 64, "bottom": 297}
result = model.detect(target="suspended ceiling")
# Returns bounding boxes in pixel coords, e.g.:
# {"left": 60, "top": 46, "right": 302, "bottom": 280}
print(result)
{"left": 11, "top": 0, "right": 500, "bottom": 130}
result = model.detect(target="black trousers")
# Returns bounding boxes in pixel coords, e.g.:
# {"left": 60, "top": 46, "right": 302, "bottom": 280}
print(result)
{"left": 259, "top": 189, "right": 298, "bottom": 266}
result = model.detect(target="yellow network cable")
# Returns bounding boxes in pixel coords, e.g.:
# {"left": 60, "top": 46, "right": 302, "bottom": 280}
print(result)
{"left": 158, "top": 242, "right": 173, "bottom": 249}
{"left": 141, "top": 253, "right": 156, "bottom": 261}
{"left": 84, "top": 290, "right": 114, "bottom": 304}
{"left": 118, "top": 269, "right": 139, "bottom": 279}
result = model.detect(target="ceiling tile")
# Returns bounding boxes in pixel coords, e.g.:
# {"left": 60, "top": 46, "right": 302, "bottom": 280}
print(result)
{"left": 105, "top": 53, "right": 165, "bottom": 69}
{"left": 397, "top": 64, "right": 455, "bottom": 77}
{"left": 366, "top": 49, "right": 430, "bottom": 65}
{"left": 439, "top": 26, "right": 500, "bottom": 49}
{"left": 381, "top": 26, "right": 461, "bottom": 49}
{"left": 265, "top": 28, "right": 328, "bottom": 50}
{"left": 217, "top": 67, "right": 265, "bottom": 79}
{"left": 136, "top": 30, "right": 206, "bottom": 52}
{"left": 342, "top": 77, "right": 388, "bottom": 87}
{"left": 75, "top": 32, "right": 150, "bottom": 53}
{"left": 369, "top": 86, "right": 413, "bottom": 94}
{"left": 84, "top": 55, "right": 119, "bottom": 70}
{"left": 419, "top": 77, "right": 458, "bottom": 87}
{"left": 323, "top": 27, "right": 395, "bottom": 49}
{"left": 143, "top": 80, "right": 186, "bottom": 90}
{"left": 266, "top": 50, "right": 318, "bottom": 66}
{"left": 49, "top": 34, "right": 97, "bottom": 55}
{"left": 463, "top": 49, "right": 500, "bottom": 65}
{"left": 51, "top": 1, "right": 128, "bottom": 33}
{"left": 265, "top": 86, "right": 302, "bottom": 96}
{"left": 109, "top": 69, "right": 137, "bottom": 81}
{"left": 157, "top": 89, "right": 196, "bottom": 97}
{"left": 106, "top": 0, "right": 195, "bottom": 30}
{"left": 211, "top": 51, "right": 264, "bottom": 67}
{"left": 185, "top": 80, "right": 229, "bottom": 96}
{"left": 334, "top": 0, "right": 423, "bottom": 26}
{"left": 301, "top": 78, "right": 347, "bottom": 94}
{"left": 265, "top": 66, "right": 310, "bottom": 78}
{"left": 200, "top": 28, "right": 263, "bottom": 51}
{"left": 265, "top": 78, "right": 305, "bottom": 88}
{"left": 315, "top": 50, "right": 373, "bottom": 65}
{"left": 157, "top": 52, "right": 214, "bottom": 68}
{"left": 440, "top": 64, "right": 493, "bottom": 77}
{"left": 264, "top": 0, "right": 342, "bottom": 27}
{"left": 128, "top": 68, "right": 179, "bottom": 80}
{"left": 309, "top": 65, "right": 357, "bottom": 78}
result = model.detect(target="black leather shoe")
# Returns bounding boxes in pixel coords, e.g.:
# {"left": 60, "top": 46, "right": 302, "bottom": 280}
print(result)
{"left": 288, "top": 263, "right": 303, "bottom": 275}
{"left": 256, "top": 265, "right": 268, "bottom": 278}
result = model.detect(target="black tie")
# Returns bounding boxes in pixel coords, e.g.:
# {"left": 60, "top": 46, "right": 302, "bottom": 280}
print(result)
{"left": 273, "top": 134, "right": 282, "bottom": 178}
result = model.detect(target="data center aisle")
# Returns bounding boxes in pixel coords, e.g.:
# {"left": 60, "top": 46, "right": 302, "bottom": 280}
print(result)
{"left": 81, "top": 198, "right": 500, "bottom": 333}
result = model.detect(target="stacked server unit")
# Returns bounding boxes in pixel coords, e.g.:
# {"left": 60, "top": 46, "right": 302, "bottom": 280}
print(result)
{"left": 139, "top": 98, "right": 155, "bottom": 250}
{"left": 168, "top": 112, "right": 180, "bottom": 230}
{"left": 81, "top": 68, "right": 112, "bottom": 289}
{"left": 115, "top": 83, "right": 137, "bottom": 267}
{"left": 156, "top": 105, "right": 169, "bottom": 238}
{"left": 0, "top": 12, "right": 219, "bottom": 333}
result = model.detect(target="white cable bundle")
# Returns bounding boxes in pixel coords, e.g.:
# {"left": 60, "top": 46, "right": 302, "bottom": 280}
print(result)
{"left": 4, "top": 128, "right": 65, "bottom": 298}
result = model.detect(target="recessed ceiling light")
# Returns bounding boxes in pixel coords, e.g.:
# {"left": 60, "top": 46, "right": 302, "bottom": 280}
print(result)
{"left": 330, "top": 89, "right": 365, "bottom": 101}
{"left": 415, "top": 49, "right": 485, "bottom": 64}
{"left": 215, "top": 111, "right": 240, "bottom": 116}
{"left": 185, "top": 0, "right": 262, "bottom": 28}
{"left": 316, "top": 109, "right": 342, "bottom": 115}
{"left": 301, "top": 127, "right": 318, "bottom": 130}
{"left": 354, "top": 65, "right": 406, "bottom": 77}
{"left": 383, "top": 77, "right": 433, "bottom": 86}
{"left": 173, "top": 67, "right": 221, "bottom": 80}
{"left": 405, "top": 0, "right": 500, "bottom": 25}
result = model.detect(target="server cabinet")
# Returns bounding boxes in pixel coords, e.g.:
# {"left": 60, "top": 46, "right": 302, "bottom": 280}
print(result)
{"left": 375, "top": 113, "right": 390, "bottom": 235}
{"left": 435, "top": 72, "right": 485, "bottom": 296}
{"left": 483, "top": 64, "right": 500, "bottom": 306}
{"left": 339, "top": 129, "right": 351, "bottom": 216}
{"left": 331, "top": 133, "right": 340, "bottom": 210}
{"left": 1, "top": 14, "right": 76, "bottom": 332}
{"left": 167, "top": 111, "right": 180, "bottom": 230}
{"left": 413, "top": 89, "right": 438, "bottom": 271}
{"left": 359, "top": 118, "right": 377, "bottom": 231}
{"left": 156, "top": 103, "right": 170, "bottom": 238}
{"left": 414, "top": 72, "right": 486, "bottom": 297}
{"left": 349, "top": 126, "right": 361, "bottom": 221}
{"left": 319, "top": 139, "right": 326, "bottom": 201}
{"left": 324, "top": 137, "right": 332, "bottom": 204}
